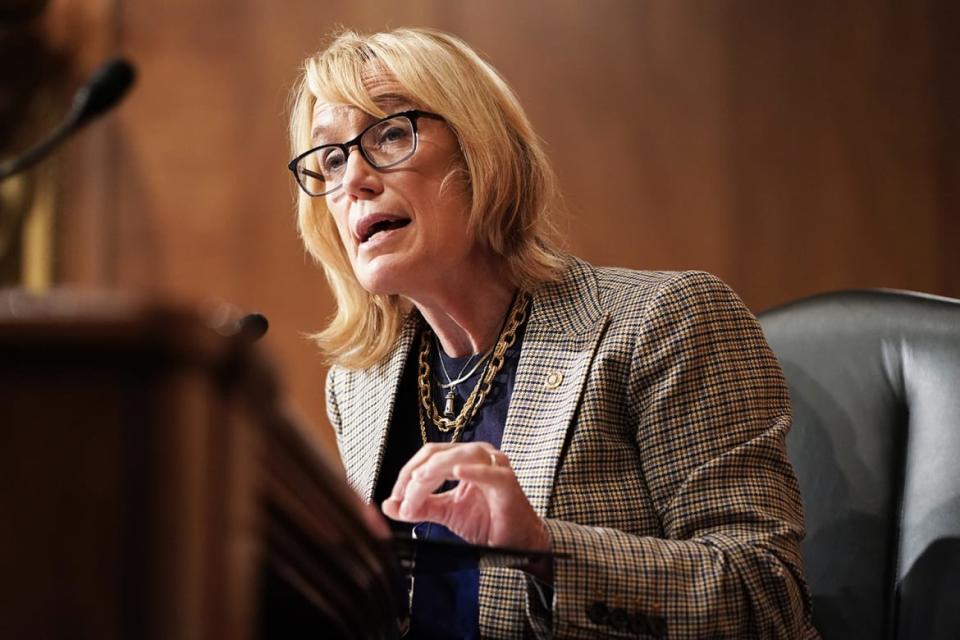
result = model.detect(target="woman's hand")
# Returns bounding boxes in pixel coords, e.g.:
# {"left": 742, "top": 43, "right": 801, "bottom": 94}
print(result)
{"left": 381, "top": 442, "right": 551, "bottom": 553}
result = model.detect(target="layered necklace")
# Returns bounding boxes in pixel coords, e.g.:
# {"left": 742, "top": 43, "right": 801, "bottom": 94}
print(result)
{"left": 416, "top": 292, "right": 529, "bottom": 445}
{"left": 436, "top": 339, "right": 493, "bottom": 419}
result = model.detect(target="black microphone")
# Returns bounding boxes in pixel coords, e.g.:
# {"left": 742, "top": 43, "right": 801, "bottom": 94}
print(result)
{"left": 0, "top": 58, "right": 136, "bottom": 181}
{"left": 237, "top": 312, "right": 269, "bottom": 343}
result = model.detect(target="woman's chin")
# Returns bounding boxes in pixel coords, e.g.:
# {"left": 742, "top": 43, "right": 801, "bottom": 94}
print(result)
{"left": 354, "top": 258, "right": 409, "bottom": 297}
{"left": 352, "top": 250, "right": 444, "bottom": 299}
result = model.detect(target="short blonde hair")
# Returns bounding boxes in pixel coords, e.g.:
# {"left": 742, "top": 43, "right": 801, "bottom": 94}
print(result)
{"left": 289, "top": 27, "right": 564, "bottom": 369}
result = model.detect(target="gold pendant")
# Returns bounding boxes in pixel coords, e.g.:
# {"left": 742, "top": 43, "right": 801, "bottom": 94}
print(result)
{"left": 443, "top": 390, "right": 456, "bottom": 419}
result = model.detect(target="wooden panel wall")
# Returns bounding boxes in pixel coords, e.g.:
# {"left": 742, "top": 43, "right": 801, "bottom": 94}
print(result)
{"left": 23, "top": 0, "right": 959, "bottom": 449}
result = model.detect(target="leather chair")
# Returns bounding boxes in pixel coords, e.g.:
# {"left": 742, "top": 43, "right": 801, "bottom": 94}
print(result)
{"left": 759, "top": 289, "right": 960, "bottom": 640}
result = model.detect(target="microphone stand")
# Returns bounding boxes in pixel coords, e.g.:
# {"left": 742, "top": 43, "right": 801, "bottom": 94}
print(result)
{"left": 0, "top": 58, "right": 135, "bottom": 287}
{"left": 0, "top": 58, "right": 136, "bottom": 181}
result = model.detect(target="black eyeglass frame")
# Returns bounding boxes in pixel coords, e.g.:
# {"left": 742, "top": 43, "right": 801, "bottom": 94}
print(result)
{"left": 288, "top": 109, "right": 444, "bottom": 197}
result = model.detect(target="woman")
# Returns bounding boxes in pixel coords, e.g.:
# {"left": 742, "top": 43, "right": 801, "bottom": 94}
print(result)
{"left": 288, "top": 28, "right": 818, "bottom": 639}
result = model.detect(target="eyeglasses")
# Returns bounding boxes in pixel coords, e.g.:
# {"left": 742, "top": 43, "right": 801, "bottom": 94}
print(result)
{"left": 288, "top": 109, "right": 444, "bottom": 197}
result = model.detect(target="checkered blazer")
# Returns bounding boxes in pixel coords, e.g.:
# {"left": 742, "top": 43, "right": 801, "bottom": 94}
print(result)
{"left": 327, "top": 257, "right": 819, "bottom": 639}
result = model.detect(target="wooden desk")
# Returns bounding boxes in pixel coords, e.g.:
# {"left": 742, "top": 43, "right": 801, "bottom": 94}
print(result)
{"left": 0, "top": 290, "right": 400, "bottom": 639}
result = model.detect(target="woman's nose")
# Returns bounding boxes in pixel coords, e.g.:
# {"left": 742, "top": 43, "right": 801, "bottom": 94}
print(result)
{"left": 340, "top": 146, "right": 382, "bottom": 198}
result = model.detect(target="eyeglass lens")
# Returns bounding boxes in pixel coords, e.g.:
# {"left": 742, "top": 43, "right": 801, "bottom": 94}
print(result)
{"left": 296, "top": 114, "right": 418, "bottom": 196}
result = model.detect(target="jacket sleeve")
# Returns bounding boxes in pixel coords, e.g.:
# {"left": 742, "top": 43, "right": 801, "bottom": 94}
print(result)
{"left": 526, "top": 271, "right": 817, "bottom": 639}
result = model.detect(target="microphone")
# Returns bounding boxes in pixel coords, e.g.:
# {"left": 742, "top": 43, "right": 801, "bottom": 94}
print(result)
{"left": 236, "top": 312, "right": 269, "bottom": 343}
{"left": 0, "top": 58, "right": 136, "bottom": 181}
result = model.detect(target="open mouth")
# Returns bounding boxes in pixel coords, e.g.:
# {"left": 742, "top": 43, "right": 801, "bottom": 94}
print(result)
{"left": 357, "top": 215, "right": 411, "bottom": 244}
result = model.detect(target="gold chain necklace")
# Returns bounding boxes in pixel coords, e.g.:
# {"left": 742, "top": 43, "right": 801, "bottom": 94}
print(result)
{"left": 416, "top": 292, "right": 529, "bottom": 445}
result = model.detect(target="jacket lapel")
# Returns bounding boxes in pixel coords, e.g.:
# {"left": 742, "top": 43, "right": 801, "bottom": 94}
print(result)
{"left": 501, "top": 258, "right": 609, "bottom": 516}
{"left": 341, "top": 314, "right": 419, "bottom": 503}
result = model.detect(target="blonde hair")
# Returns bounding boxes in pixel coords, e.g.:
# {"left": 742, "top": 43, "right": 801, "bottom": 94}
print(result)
{"left": 289, "top": 27, "right": 564, "bottom": 369}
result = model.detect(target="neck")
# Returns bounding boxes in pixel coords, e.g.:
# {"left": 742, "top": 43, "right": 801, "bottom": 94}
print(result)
{"left": 408, "top": 256, "right": 516, "bottom": 358}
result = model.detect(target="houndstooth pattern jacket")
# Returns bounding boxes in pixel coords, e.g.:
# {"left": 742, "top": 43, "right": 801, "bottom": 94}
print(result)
{"left": 326, "top": 257, "right": 819, "bottom": 639}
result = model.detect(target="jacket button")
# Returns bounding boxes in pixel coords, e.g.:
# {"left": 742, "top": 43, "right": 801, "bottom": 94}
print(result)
{"left": 649, "top": 615, "right": 668, "bottom": 637}
{"left": 545, "top": 371, "right": 563, "bottom": 388}
{"left": 609, "top": 607, "right": 629, "bottom": 631}
{"left": 586, "top": 602, "right": 609, "bottom": 625}
{"left": 628, "top": 612, "right": 651, "bottom": 634}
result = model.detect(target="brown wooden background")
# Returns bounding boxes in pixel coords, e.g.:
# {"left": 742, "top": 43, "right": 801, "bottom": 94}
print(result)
{"left": 6, "top": 0, "right": 958, "bottom": 450}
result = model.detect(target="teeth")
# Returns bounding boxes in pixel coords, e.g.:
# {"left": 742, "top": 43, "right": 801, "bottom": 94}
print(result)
{"left": 363, "top": 219, "right": 409, "bottom": 242}
{"left": 368, "top": 221, "right": 390, "bottom": 240}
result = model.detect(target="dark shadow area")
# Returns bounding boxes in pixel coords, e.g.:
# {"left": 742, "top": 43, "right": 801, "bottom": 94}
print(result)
{"left": 897, "top": 497, "right": 960, "bottom": 639}
{"left": 783, "top": 363, "right": 899, "bottom": 640}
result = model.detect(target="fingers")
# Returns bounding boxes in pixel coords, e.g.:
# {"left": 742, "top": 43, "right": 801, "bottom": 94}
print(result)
{"left": 451, "top": 460, "right": 512, "bottom": 485}
{"left": 380, "top": 443, "right": 549, "bottom": 551}
{"left": 383, "top": 442, "right": 505, "bottom": 522}
{"left": 401, "top": 445, "right": 495, "bottom": 518}
{"left": 390, "top": 491, "right": 456, "bottom": 525}
{"left": 381, "top": 495, "right": 402, "bottom": 520}
{"left": 391, "top": 442, "right": 498, "bottom": 500}
{"left": 389, "top": 442, "right": 455, "bottom": 503}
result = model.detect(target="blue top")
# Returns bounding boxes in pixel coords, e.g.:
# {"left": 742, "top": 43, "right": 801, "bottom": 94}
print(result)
{"left": 374, "top": 319, "right": 525, "bottom": 639}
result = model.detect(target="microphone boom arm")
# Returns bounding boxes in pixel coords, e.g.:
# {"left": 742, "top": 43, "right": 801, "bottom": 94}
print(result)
{"left": 0, "top": 58, "right": 136, "bottom": 181}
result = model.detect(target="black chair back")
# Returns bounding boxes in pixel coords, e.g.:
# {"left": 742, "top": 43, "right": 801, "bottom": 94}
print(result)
{"left": 759, "top": 289, "right": 960, "bottom": 640}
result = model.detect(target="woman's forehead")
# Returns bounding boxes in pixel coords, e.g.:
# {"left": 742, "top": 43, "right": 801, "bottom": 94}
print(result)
{"left": 310, "top": 93, "right": 413, "bottom": 143}
{"left": 310, "top": 86, "right": 414, "bottom": 140}
{"left": 310, "top": 104, "right": 356, "bottom": 144}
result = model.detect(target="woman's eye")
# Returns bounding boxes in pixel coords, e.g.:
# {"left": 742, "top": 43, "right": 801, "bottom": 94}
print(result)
{"left": 376, "top": 124, "right": 410, "bottom": 146}
{"left": 320, "top": 149, "right": 346, "bottom": 174}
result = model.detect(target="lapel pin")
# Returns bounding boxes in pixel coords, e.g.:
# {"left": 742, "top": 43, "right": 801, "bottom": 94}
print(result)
{"left": 545, "top": 371, "right": 563, "bottom": 389}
